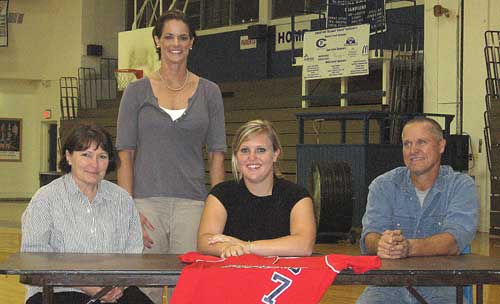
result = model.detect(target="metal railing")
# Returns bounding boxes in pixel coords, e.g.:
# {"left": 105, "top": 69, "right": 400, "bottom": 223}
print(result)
{"left": 59, "top": 58, "right": 118, "bottom": 120}
{"left": 59, "top": 77, "right": 79, "bottom": 120}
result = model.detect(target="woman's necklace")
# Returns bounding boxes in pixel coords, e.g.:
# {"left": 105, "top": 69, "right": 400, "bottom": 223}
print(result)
{"left": 158, "top": 69, "right": 190, "bottom": 91}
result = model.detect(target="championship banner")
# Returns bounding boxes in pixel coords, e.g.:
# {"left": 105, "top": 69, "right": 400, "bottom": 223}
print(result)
{"left": 0, "top": 0, "right": 8, "bottom": 47}
{"left": 327, "top": 0, "right": 386, "bottom": 34}
{"left": 303, "top": 24, "right": 369, "bottom": 80}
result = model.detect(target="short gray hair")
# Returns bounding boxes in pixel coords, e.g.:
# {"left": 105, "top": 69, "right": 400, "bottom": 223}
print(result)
{"left": 402, "top": 117, "right": 444, "bottom": 141}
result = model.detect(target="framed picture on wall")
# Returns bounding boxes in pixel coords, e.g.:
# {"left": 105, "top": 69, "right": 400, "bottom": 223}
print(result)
{"left": 0, "top": 118, "right": 22, "bottom": 161}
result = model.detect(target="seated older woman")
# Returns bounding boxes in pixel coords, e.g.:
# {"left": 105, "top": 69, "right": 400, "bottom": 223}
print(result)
{"left": 197, "top": 119, "right": 316, "bottom": 258}
{"left": 22, "top": 124, "right": 153, "bottom": 304}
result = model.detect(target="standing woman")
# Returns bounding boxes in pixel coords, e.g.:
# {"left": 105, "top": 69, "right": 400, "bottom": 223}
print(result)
{"left": 116, "top": 6, "right": 226, "bottom": 276}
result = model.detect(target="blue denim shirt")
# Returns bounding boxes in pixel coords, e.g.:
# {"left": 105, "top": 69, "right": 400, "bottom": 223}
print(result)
{"left": 360, "top": 165, "right": 478, "bottom": 254}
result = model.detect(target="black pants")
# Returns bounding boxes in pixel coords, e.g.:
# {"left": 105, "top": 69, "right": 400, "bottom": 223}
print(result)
{"left": 26, "top": 286, "right": 154, "bottom": 304}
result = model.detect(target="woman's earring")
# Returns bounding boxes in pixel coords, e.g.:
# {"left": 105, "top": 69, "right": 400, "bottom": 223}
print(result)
{"left": 189, "top": 47, "right": 193, "bottom": 50}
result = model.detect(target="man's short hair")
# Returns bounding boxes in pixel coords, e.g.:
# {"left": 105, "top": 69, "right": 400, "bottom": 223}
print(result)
{"left": 402, "top": 117, "right": 444, "bottom": 141}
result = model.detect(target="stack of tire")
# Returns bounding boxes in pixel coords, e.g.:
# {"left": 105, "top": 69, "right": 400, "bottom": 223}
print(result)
{"left": 309, "top": 161, "right": 355, "bottom": 244}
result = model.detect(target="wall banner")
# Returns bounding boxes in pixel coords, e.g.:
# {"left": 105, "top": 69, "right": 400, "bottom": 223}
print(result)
{"left": 303, "top": 24, "right": 370, "bottom": 80}
{"left": 327, "top": 0, "right": 386, "bottom": 34}
{"left": 275, "top": 20, "right": 311, "bottom": 52}
{"left": 0, "top": 0, "right": 8, "bottom": 47}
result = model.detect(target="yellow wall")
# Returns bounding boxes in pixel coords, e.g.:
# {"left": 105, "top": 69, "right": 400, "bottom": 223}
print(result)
{"left": 82, "top": 0, "right": 126, "bottom": 72}
{"left": 0, "top": 0, "right": 83, "bottom": 80}
{"left": 0, "top": 0, "right": 124, "bottom": 198}
{"left": 425, "top": 0, "right": 500, "bottom": 231}
{"left": 0, "top": 80, "right": 59, "bottom": 198}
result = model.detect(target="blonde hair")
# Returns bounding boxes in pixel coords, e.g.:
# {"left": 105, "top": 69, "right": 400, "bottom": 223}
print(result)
{"left": 231, "top": 120, "right": 283, "bottom": 181}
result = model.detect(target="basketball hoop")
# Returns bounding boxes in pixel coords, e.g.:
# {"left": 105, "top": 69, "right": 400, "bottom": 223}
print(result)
{"left": 115, "top": 69, "right": 144, "bottom": 91}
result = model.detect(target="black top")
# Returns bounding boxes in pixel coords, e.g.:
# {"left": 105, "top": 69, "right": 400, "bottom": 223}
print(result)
{"left": 209, "top": 178, "right": 310, "bottom": 241}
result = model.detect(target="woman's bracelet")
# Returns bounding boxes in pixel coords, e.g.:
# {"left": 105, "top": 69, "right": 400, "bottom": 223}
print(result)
{"left": 247, "top": 240, "right": 253, "bottom": 253}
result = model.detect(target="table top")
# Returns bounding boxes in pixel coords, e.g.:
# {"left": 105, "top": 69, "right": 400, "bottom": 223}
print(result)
{"left": 2, "top": 253, "right": 500, "bottom": 287}
{"left": 0, "top": 253, "right": 184, "bottom": 275}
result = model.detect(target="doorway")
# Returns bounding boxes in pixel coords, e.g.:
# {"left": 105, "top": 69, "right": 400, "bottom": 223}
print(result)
{"left": 40, "top": 121, "right": 58, "bottom": 173}
{"left": 48, "top": 123, "right": 57, "bottom": 171}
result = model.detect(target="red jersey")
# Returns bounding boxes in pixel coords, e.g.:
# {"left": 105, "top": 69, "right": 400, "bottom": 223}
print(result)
{"left": 171, "top": 252, "right": 381, "bottom": 304}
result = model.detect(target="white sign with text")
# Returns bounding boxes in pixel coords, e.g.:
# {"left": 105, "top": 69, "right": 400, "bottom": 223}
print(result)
{"left": 303, "top": 24, "right": 369, "bottom": 80}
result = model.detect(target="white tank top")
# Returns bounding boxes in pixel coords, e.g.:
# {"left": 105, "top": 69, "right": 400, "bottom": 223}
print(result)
{"left": 160, "top": 106, "right": 186, "bottom": 121}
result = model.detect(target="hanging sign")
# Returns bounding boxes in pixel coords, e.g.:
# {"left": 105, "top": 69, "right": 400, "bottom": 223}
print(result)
{"left": 240, "top": 36, "right": 257, "bottom": 50}
{"left": 303, "top": 24, "right": 369, "bottom": 80}
{"left": 327, "top": 0, "right": 386, "bottom": 34}
{"left": 0, "top": 0, "right": 8, "bottom": 47}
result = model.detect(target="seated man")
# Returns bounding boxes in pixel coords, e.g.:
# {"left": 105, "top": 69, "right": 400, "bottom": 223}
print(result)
{"left": 357, "top": 117, "right": 478, "bottom": 304}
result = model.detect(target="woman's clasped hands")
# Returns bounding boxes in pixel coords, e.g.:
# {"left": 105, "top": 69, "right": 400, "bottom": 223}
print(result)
{"left": 208, "top": 234, "right": 252, "bottom": 258}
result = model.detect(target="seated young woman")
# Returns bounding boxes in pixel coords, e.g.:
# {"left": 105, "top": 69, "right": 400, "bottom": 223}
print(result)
{"left": 197, "top": 119, "right": 316, "bottom": 258}
{"left": 22, "top": 124, "right": 153, "bottom": 304}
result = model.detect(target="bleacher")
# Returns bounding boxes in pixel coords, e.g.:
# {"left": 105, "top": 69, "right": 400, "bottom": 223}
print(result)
{"left": 60, "top": 75, "right": 385, "bottom": 185}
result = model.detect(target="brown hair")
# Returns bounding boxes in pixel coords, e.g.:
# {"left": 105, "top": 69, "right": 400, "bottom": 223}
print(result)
{"left": 152, "top": 9, "right": 196, "bottom": 59}
{"left": 59, "top": 124, "right": 116, "bottom": 173}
